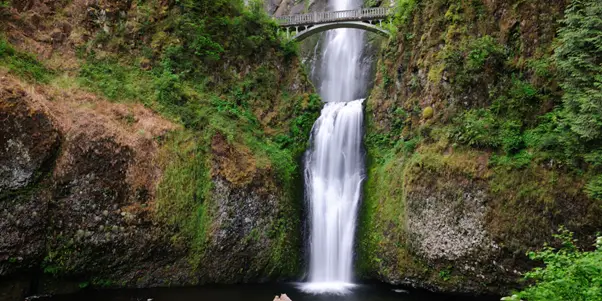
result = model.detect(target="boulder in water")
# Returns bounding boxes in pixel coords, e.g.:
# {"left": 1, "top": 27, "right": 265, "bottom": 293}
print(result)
{"left": 273, "top": 293, "right": 292, "bottom": 301}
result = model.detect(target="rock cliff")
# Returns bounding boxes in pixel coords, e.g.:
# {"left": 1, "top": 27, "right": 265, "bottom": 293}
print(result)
{"left": 359, "top": 0, "right": 602, "bottom": 295}
{"left": 0, "top": 0, "right": 319, "bottom": 299}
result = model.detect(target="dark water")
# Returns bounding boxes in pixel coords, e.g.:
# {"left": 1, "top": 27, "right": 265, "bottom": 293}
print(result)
{"left": 33, "top": 282, "right": 499, "bottom": 301}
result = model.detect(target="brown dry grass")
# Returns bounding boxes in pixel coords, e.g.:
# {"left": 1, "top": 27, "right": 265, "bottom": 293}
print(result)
{"left": 0, "top": 70, "right": 177, "bottom": 206}
{"left": 210, "top": 132, "right": 258, "bottom": 187}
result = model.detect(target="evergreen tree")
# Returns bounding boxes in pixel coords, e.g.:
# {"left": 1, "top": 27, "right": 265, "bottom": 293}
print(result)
{"left": 555, "top": 0, "right": 602, "bottom": 141}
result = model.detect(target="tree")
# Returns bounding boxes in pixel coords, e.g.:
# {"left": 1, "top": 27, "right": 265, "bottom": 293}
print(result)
{"left": 555, "top": 0, "right": 602, "bottom": 141}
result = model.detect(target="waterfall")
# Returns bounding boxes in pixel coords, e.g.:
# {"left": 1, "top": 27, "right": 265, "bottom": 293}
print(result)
{"left": 301, "top": 0, "right": 368, "bottom": 294}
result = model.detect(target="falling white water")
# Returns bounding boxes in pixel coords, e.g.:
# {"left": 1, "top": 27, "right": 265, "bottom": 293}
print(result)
{"left": 302, "top": 100, "right": 365, "bottom": 294}
{"left": 300, "top": 0, "right": 368, "bottom": 294}
{"left": 318, "top": 1, "right": 367, "bottom": 102}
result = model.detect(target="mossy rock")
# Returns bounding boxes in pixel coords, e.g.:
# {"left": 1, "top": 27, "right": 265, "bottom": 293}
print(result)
{"left": 422, "top": 106, "right": 434, "bottom": 119}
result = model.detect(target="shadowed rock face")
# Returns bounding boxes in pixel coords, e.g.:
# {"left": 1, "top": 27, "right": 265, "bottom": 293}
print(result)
{"left": 0, "top": 192, "right": 49, "bottom": 276}
{"left": 0, "top": 80, "right": 60, "bottom": 283}
{"left": 0, "top": 82, "right": 61, "bottom": 193}
{"left": 0, "top": 75, "right": 196, "bottom": 297}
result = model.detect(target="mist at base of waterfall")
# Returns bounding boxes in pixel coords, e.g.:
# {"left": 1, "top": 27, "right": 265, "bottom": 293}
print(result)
{"left": 297, "top": 281, "right": 357, "bottom": 295}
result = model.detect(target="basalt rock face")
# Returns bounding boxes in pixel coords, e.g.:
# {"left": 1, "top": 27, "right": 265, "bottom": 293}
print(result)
{"left": 0, "top": 76, "right": 182, "bottom": 298}
{"left": 0, "top": 83, "right": 60, "bottom": 194}
{"left": 0, "top": 79, "right": 60, "bottom": 279}
{"left": 197, "top": 133, "right": 300, "bottom": 284}
{"left": 359, "top": 0, "right": 602, "bottom": 296}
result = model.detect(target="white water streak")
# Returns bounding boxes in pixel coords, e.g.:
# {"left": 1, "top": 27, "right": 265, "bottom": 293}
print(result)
{"left": 301, "top": 0, "right": 367, "bottom": 294}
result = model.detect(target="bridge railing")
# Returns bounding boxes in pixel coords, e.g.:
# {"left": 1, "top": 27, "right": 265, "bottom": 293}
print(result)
{"left": 276, "top": 7, "right": 390, "bottom": 27}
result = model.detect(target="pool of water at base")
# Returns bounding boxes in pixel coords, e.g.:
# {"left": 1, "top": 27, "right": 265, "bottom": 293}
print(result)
{"left": 31, "top": 282, "right": 500, "bottom": 301}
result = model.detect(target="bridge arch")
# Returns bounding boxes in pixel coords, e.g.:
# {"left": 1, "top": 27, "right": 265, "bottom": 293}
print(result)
{"left": 276, "top": 7, "right": 392, "bottom": 42}
{"left": 289, "top": 22, "right": 390, "bottom": 41}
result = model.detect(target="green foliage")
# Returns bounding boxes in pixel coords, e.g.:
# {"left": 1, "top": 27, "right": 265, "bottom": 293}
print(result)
{"left": 280, "top": 40, "right": 299, "bottom": 60}
{"left": 155, "top": 0, "right": 284, "bottom": 79}
{"left": 438, "top": 35, "right": 506, "bottom": 91}
{"left": 466, "top": 36, "right": 506, "bottom": 72}
{"left": 491, "top": 77, "right": 539, "bottom": 119}
{"left": 452, "top": 109, "right": 499, "bottom": 148}
{"left": 439, "top": 267, "right": 452, "bottom": 281}
{"left": 489, "top": 150, "right": 533, "bottom": 170}
{"left": 505, "top": 227, "right": 602, "bottom": 301}
{"left": 555, "top": 0, "right": 602, "bottom": 141}
{"left": 499, "top": 120, "right": 524, "bottom": 154}
{"left": 585, "top": 175, "right": 602, "bottom": 200}
{"left": 78, "top": 281, "right": 90, "bottom": 289}
{"left": 288, "top": 94, "right": 322, "bottom": 148}
{"left": 78, "top": 58, "right": 153, "bottom": 102}
{"left": 0, "top": 36, "right": 53, "bottom": 82}
{"left": 391, "top": 0, "right": 417, "bottom": 28}
{"left": 155, "top": 131, "right": 211, "bottom": 266}
{"left": 91, "top": 278, "right": 113, "bottom": 288}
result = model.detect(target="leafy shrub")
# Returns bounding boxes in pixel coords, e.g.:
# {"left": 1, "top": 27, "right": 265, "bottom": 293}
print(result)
{"left": 492, "top": 77, "right": 539, "bottom": 118}
{"left": 466, "top": 35, "right": 506, "bottom": 72}
{"left": 504, "top": 227, "right": 602, "bottom": 301}
{"left": 499, "top": 120, "right": 524, "bottom": 154}
{"left": 489, "top": 150, "right": 533, "bottom": 170}
{"left": 452, "top": 109, "right": 499, "bottom": 148}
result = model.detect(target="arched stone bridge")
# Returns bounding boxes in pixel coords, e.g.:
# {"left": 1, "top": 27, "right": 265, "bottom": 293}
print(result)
{"left": 275, "top": 7, "right": 392, "bottom": 41}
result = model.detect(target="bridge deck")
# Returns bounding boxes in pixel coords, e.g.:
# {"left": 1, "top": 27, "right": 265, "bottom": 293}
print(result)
{"left": 276, "top": 7, "right": 390, "bottom": 27}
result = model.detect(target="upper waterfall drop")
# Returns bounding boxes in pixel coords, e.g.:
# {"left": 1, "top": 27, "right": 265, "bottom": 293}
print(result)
{"left": 318, "top": 8, "right": 367, "bottom": 102}
{"left": 300, "top": 0, "right": 369, "bottom": 294}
